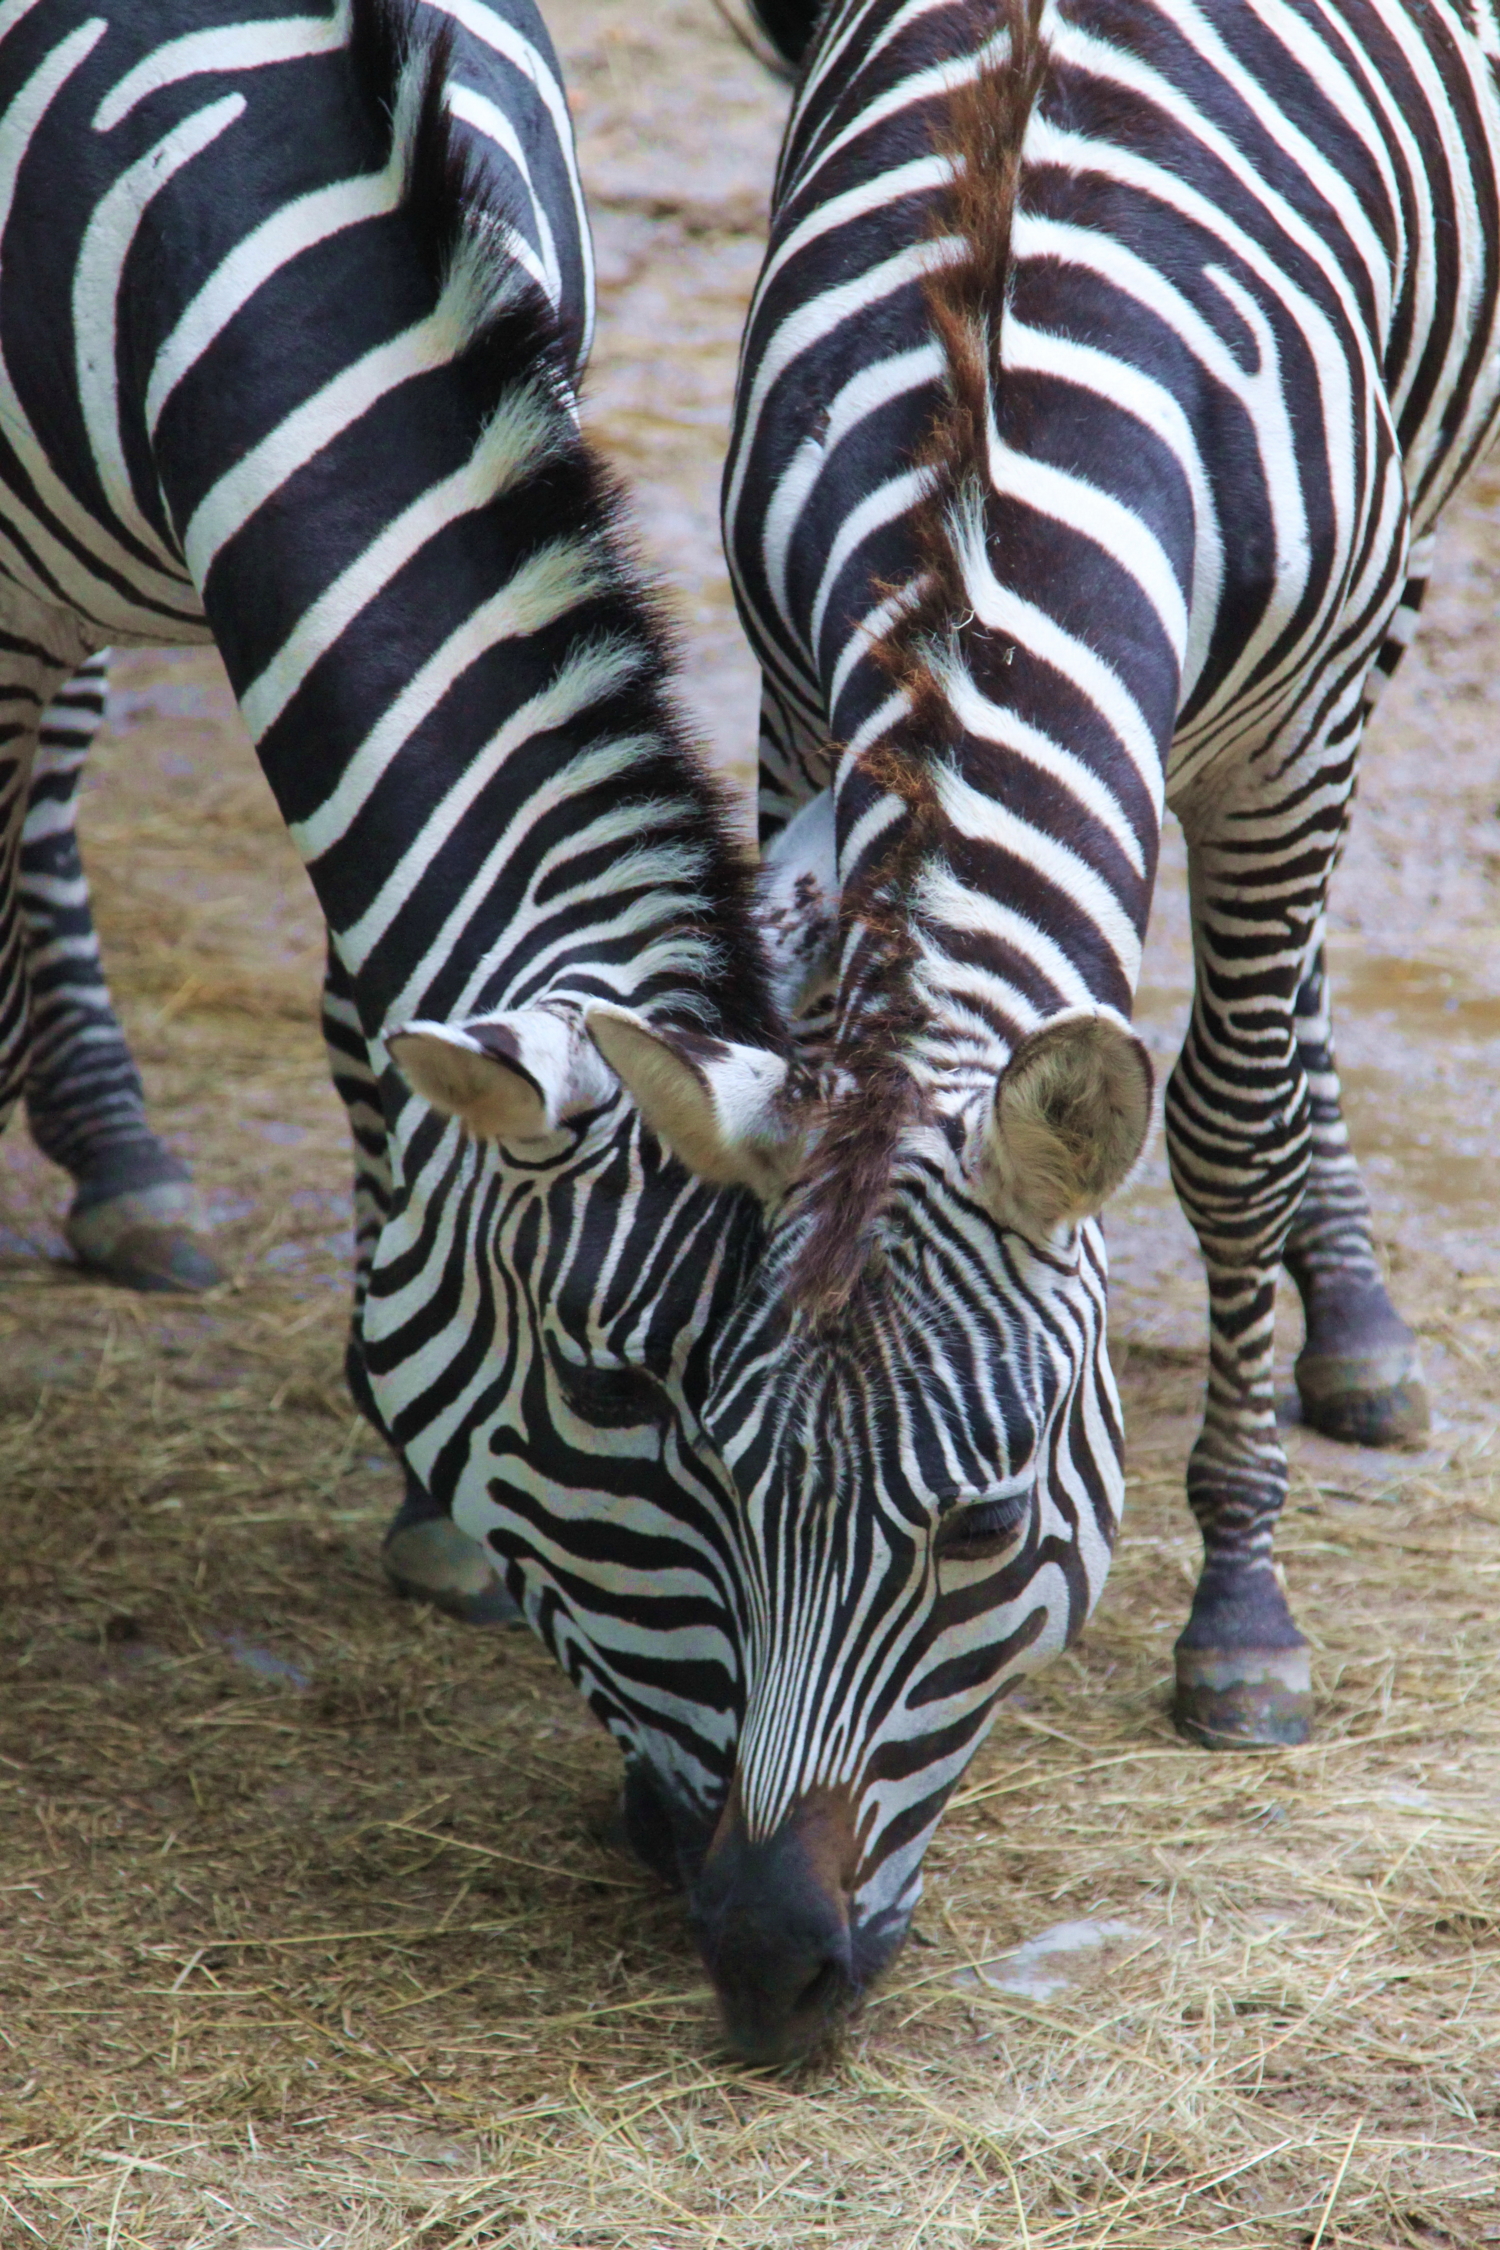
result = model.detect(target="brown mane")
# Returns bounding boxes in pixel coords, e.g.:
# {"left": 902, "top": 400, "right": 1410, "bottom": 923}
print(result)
{"left": 785, "top": 0, "right": 1050, "bottom": 1321}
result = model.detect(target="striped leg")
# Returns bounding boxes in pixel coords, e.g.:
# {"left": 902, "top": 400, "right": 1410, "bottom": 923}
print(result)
{"left": 1164, "top": 769, "right": 1352, "bottom": 1749}
{"left": 1282, "top": 932, "right": 1428, "bottom": 1444}
{"left": 321, "top": 944, "right": 516, "bottom": 1627}
{"left": 0, "top": 615, "right": 87, "bottom": 1154}
{"left": 1279, "top": 543, "right": 1434, "bottom": 1448}
{"left": 756, "top": 675, "right": 834, "bottom": 848}
{"left": 20, "top": 657, "right": 222, "bottom": 1293}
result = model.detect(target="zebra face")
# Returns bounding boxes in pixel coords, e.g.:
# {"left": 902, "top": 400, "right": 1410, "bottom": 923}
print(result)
{"left": 589, "top": 1002, "right": 1152, "bottom": 2064}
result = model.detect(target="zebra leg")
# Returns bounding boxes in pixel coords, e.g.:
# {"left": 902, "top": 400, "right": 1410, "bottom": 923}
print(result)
{"left": 20, "top": 657, "right": 223, "bottom": 1293}
{"left": 0, "top": 619, "right": 91, "bottom": 1160}
{"left": 1282, "top": 933, "right": 1428, "bottom": 1445}
{"left": 1164, "top": 810, "right": 1342, "bottom": 1750}
{"left": 755, "top": 674, "right": 835, "bottom": 849}
{"left": 321, "top": 943, "right": 518, "bottom": 1626}
{"left": 1270, "top": 537, "right": 1436, "bottom": 1452}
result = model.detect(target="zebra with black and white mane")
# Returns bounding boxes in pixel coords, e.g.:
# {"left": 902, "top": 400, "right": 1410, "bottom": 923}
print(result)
{"left": 0, "top": 0, "right": 654, "bottom": 1620}
{"left": 0, "top": 0, "right": 813, "bottom": 1612}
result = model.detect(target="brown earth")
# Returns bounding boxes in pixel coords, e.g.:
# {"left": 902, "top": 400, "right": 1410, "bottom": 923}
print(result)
{"left": 2, "top": 5, "right": 1499, "bottom": 2245}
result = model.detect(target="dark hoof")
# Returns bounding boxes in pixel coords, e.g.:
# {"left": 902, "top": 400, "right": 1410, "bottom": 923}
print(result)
{"left": 382, "top": 1517, "right": 521, "bottom": 1627}
{"left": 1173, "top": 1644, "right": 1312, "bottom": 1749}
{"left": 66, "top": 1184, "right": 222, "bottom": 1295}
{"left": 76, "top": 1222, "right": 225, "bottom": 1294}
{"left": 1294, "top": 1349, "right": 1430, "bottom": 1448}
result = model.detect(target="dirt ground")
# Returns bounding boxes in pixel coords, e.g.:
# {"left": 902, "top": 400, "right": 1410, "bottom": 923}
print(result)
{"left": 3, "top": 6, "right": 1500, "bottom": 2245}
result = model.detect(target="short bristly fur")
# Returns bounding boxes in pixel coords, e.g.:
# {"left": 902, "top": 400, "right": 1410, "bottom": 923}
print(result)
{"left": 786, "top": 0, "right": 1050, "bottom": 1318}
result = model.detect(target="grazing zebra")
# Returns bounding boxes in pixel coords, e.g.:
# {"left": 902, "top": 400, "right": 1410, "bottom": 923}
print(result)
{"left": 0, "top": 0, "right": 632, "bottom": 1624}
{"left": 0, "top": 0, "right": 787, "bottom": 1687}
{"left": 530, "top": 0, "right": 1495, "bottom": 2057}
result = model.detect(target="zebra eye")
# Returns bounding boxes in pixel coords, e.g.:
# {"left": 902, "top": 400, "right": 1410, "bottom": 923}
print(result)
{"left": 934, "top": 1488, "right": 1033, "bottom": 1563}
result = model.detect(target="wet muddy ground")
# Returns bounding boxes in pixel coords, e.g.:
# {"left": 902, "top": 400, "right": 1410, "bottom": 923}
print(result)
{"left": 2, "top": 6, "right": 1499, "bottom": 2244}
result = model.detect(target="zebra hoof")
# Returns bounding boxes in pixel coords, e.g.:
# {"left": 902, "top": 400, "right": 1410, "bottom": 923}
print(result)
{"left": 1173, "top": 1644, "right": 1313, "bottom": 1749}
{"left": 1294, "top": 1346, "right": 1430, "bottom": 1449}
{"left": 66, "top": 1185, "right": 224, "bottom": 1295}
{"left": 382, "top": 1516, "right": 522, "bottom": 1626}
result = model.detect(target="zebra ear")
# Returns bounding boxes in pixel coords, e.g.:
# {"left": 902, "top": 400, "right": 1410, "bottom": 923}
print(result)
{"left": 585, "top": 1003, "right": 798, "bottom": 1197}
{"left": 390, "top": 1008, "right": 617, "bottom": 1141}
{"left": 756, "top": 790, "right": 840, "bottom": 1019}
{"left": 975, "top": 1008, "right": 1154, "bottom": 1236}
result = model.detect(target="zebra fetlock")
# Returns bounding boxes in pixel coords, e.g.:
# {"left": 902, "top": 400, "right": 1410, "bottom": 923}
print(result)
{"left": 7, "top": 656, "right": 223, "bottom": 1290}
{"left": 380, "top": 1466, "right": 521, "bottom": 1627}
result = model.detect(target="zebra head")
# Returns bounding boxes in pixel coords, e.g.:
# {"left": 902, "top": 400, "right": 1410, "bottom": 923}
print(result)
{"left": 586, "top": 792, "right": 1153, "bottom": 2064}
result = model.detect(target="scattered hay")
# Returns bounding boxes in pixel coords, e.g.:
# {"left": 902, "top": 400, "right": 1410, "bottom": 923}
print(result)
{"left": 3, "top": 1291, "right": 1499, "bottom": 2246}
{"left": 1, "top": 646, "right": 1498, "bottom": 2250}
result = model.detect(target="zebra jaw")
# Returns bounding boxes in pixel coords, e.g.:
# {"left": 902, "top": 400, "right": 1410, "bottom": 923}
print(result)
{"left": 390, "top": 1009, "right": 618, "bottom": 1141}
{"left": 585, "top": 1003, "right": 802, "bottom": 1198}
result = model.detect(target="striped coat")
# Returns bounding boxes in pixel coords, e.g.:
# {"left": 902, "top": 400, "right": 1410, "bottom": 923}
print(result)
{"left": 585, "top": 0, "right": 1500, "bottom": 2057}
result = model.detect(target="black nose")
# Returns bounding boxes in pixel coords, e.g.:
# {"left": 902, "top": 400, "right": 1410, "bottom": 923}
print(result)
{"left": 690, "top": 1812, "right": 856, "bottom": 2066}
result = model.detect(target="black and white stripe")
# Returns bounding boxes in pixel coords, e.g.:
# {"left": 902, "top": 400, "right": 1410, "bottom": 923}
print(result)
{"left": 14, "top": 0, "right": 1500, "bottom": 2068}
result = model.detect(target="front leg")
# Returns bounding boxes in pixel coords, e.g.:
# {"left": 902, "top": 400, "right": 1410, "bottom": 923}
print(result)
{"left": 320, "top": 943, "right": 518, "bottom": 1627}
{"left": 1279, "top": 536, "right": 1435, "bottom": 1448}
{"left": 1164, "top": 810, "right": 1341, "bottom": 1748}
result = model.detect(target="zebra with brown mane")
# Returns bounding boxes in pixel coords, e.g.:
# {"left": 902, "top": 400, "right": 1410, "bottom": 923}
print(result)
{"left": 554, "top": 0, "right": 1498, "bottom": 2057}
{"left": 11, "top": 0, "right": 1488, "bottom": 2071}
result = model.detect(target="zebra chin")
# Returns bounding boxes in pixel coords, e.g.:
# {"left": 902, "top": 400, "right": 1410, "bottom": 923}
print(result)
{"left": 685, "top": 1785, "right": 911, "bottom": 2069}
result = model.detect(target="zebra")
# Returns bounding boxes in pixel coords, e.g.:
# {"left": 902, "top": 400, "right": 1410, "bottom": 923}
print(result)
{"left": 14, "top": 0, "right": 1485, "bottom": 2077}
{"left": 493, "top": 0, "right": 1496, "bottom": 2058}
{"left": 0, "top": 0, "right": 643, "bottom": 1625}
{"left": 0, "top": 0, "right": 789, "bottom": 1672}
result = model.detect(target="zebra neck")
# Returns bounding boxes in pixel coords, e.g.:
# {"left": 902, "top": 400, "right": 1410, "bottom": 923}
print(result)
{"left": 43, "top": 0, "right": 777, "bottom": 1051}
{"left": 828, "top": 633, "right": 1165, "bottom": 1100}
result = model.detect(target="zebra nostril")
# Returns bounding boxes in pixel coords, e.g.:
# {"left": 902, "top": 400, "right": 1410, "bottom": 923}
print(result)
{"left": 692, "top": 1803, "right": 860, "bottom": 2064}
{"left": 792, "top": 1956, "right": 849, "bottom": 2025}
{"left": 714, "top": 1942, "right": 853, "bottom": 2067}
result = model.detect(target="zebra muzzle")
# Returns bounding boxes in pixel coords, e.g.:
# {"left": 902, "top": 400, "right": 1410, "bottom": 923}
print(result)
{"left": 690, "top": 1788, "right": 863, "bottom": 2067}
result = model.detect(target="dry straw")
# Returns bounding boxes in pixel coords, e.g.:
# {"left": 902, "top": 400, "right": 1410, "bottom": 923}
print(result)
{"left": 1, "top": 644, "right": 1498, "bottom": 2245}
